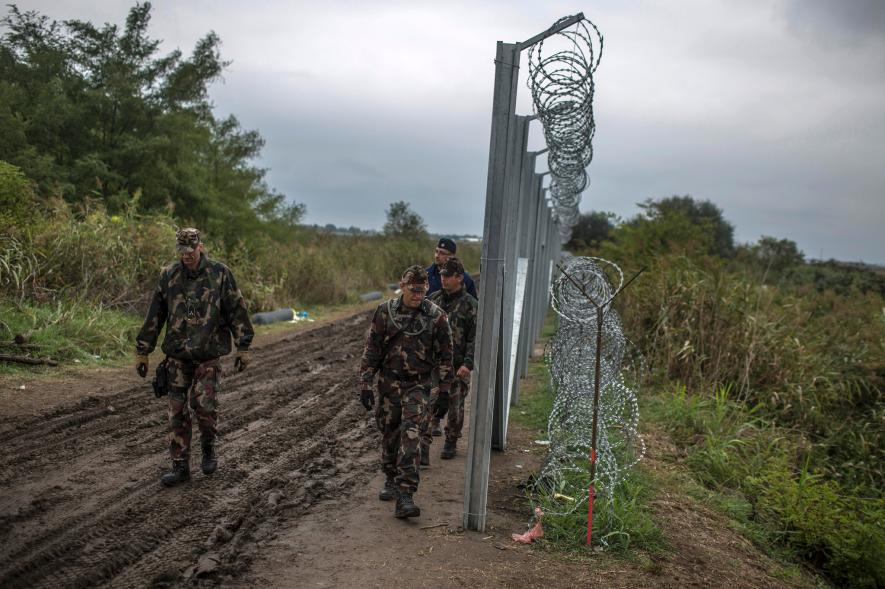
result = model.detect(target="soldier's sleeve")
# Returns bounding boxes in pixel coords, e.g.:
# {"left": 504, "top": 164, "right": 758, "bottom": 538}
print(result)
{"left": 358, "top": 305, "right": 387, "bottom": 390}
{"left": 135, "top": 273, "right": 168, "bottom": 355}
{"left": 463, "top": 300, "right": 477, "bottom": 371}
{"left": 221, "top": 268, "right": 254, "bottom": 351}
{"left": 465, "top": 272, "right": 478, "bottom": 299}
{"left": 434, "top": 311, "right": 454, "bottom": 393}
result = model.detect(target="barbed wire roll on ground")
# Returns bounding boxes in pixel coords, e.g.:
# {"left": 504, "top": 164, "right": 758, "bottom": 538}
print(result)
{"left": 533, "top": 257, "right": 646, "bottom": 519}
{"left": 527, "top": 17, "right": 603, "bottom": 243}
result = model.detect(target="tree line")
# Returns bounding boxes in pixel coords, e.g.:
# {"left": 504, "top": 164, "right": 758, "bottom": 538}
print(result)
{"left": 0, "top": 2, "right": 303, "bottom": 245}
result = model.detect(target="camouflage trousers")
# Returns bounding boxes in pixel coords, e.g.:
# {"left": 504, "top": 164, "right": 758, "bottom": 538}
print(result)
{"left": 444, "top": 377, "right": 468, "bottom": 443}
{"left": 375, "top": 374, "right": 431, "bottom": 494}
{"left": 165, "top": 358, "right": 221, "bottom": 460}
{"left": 419, "top": 376, "right": 468, "bottom": 449}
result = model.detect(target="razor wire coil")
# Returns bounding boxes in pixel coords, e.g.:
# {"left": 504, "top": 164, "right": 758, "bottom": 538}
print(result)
{"left": 534, "top": 257, "right": 645, "bottom": 522}
{"left": 527, "top": 16, "right": 603, "bottom": 243}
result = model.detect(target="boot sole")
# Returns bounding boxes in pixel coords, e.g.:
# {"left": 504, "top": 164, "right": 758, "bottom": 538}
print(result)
{"left": 161, "top": 476, "right": 190, "bottom": 488}
{"left": 395, "top": 507, "right": 421, "bottom": 519}
{"left": 201, "top": 464, "right": 217, "bottom": 475}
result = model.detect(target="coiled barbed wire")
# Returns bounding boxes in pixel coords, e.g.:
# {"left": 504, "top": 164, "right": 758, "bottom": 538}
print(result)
{"left": 534, "top": 257, "right": 645, "bottom": 520}
{"left": 527, "top": 17, "right": 603, "bottom": 243}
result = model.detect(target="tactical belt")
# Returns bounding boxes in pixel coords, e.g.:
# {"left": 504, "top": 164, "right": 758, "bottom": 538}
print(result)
{"left": 381, "top": 370, "right": 431, "bottom": 384}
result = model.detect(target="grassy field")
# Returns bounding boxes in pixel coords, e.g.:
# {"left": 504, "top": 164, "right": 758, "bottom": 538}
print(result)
{"left": 0, "top": 202, "right": 480, "bottom": 374}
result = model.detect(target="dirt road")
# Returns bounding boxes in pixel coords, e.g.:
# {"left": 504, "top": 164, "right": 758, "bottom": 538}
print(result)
{"left": 0, "top": 307, "right": 817, "bottom": 588}
{"left": 0, "top": 310, "right": 378, "bottom": 588}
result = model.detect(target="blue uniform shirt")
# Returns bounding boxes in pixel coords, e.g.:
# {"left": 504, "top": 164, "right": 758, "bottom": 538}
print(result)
{"left": 426, "top": 264, "right": 478, "bottom": 299}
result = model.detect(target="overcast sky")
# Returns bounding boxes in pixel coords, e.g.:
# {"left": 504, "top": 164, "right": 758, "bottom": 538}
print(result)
{"left": 14, "top": 0, "right": 885, "bottom": 262}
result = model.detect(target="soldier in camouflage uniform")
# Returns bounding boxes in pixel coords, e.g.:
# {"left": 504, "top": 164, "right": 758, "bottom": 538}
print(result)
{"left": 424, "top": 257, "right": 477, "bottom": 459}
{"left": 358, "top": 265, "right": 453, "bottom": 518}
{"left": 135, "top": 228, "right": 254, "bottom": 487}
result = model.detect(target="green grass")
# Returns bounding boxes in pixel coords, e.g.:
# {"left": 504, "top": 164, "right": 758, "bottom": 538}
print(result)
{"left": 512, "top": 358, "right": 556, "bottom": 434}
{"left": 529, "top": 466, "right": 666, "bottom": 554}
{"left": 645, "top": 384, "right": 885, "bottom": 589}
{"left": 0, "top": 298, "right": 375, "bottom": 376}
{"left": 0, "top": 299, "right": 140, "bottom": 374}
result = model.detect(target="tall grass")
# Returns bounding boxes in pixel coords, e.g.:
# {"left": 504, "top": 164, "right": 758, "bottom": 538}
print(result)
{"left": 1, "top": 200, "right": 480, "bottom": 370}
{"left": 605, "top": 253, "right": 884, "bottom": 494}
{"left": 1, "top": 201, "right": 481, "bottom": 312}
{"left": 597, "top": 242, "right": 884, "bottom": 586}
{"left": 648, "top": 385, "right": 884, "bottom": 588}
{"left": 0, "top": 299, "right": 138, "bottom": 366}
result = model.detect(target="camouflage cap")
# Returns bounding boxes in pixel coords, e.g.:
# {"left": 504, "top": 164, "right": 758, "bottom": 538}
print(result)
{"left": 439, "top": 256, "right": 464, "bottom": 276}
{"left": 401, "top": 264, "right": 428, "bottom": 284}
{"left": 176, "top": 228, "right": 201, "bottom": 253}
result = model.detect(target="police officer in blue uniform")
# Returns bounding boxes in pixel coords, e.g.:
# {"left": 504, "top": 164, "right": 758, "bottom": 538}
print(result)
{"left": 426, "top": 237, "right": 477, "bottom": 299}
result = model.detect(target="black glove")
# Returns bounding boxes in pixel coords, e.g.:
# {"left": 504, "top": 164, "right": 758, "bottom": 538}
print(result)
{"left": 360, "top": 389, "right": 375, "bottom": 411}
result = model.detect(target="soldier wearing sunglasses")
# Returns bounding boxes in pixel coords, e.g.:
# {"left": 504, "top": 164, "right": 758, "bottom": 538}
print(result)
{"left": 357, "top": 265, "right": 454, "bottom": 519}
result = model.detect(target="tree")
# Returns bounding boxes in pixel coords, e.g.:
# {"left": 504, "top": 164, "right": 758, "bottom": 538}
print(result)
{"left": 383, "top": 201, "right": 427, "bottom": 240}
{"left": 567, "top": 210, "right": 618, "bottom": 251}
{"left": 638, "top": 195, "right": 735, "bottom": 258}
{"left": 740, "top": 236, "right": 805, "bottom": 275}
{"left": 0, "top": 160, "right": 37, "bottom": 230}
{"left": 0, "top": 3, "right": 303, "bottom": 244}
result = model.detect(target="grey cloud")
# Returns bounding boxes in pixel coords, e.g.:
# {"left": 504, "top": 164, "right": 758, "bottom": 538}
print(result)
{"left": 784, "top": 0, "right": 885, "bottom": 40}
{"left": 6, "top": 1, "right": 885, "bottom": 262}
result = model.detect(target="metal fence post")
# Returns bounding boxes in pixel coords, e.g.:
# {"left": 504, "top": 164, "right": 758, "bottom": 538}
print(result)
{"left": 494, "top": 114, "right": 529, "bottom": 449}
{"left": 518, "top": 171, "right": 544, "bottom": 378}
{"left": 465, "top": 12, "right": 589, "bottom": 532}
{"left": 463, "top": 41, "right": 520, "bottom": 533}
{"left": 513, "top": 151, "right": 541, "bottom": 391}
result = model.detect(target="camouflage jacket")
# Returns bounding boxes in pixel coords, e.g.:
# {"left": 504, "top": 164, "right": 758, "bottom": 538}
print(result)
{"left": 359, "top": 297, "right": 454, "bottom": 392}
{"left": 135, "top": 254, "right": 254, "bottom": 362}
{"left": 429, "top": 286, "right": 477, "bottom": 371}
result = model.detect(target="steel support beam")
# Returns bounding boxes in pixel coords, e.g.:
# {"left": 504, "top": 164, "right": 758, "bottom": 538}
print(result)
{"left": 463, "top": 41, "right": 520, "bottom": 533}
{"left": 494, "top": 114, "right": 529, "bottom": 448}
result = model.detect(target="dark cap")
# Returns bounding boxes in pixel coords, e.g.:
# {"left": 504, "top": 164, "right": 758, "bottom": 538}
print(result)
{"left": 176, "top": 228, "right": 201, "bottom": 253}
{"left": 436, "top": 237, "right": 456, "bottom": 254}
{"left": 439, "top": 256, "right": 464, "bottom": 277}
{"left": 401, "top": 264, "right": 428, "bottom": 284}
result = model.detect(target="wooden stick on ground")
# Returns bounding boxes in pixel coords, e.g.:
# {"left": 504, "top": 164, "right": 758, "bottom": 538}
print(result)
{"left": 0, "top": 342, "right": 44, "bottom": 350}
{"left": 0, "top": 354, "right": 59, "bottom": 367}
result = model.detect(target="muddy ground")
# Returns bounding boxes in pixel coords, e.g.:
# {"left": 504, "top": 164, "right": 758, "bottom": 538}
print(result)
{"left": 0, "top": 310, "right": 379, "bottom": 588}
{"left": 0, "top": 308, "right": 818, "bottom": 588}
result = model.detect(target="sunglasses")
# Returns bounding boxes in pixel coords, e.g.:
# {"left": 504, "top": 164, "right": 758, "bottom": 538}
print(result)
{"left": 407, "top": 286, "right": 427, "bottom": 294}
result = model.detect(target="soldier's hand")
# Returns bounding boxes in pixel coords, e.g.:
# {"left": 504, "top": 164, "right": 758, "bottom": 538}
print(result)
{"left": 456, "top": 365, "right": 471, "bottom": 380}
{"left": 234, "top": 350, "right": 250, "bottom": 372}
{"left": 360, "top": 389, "right": 375, "bottom": 411}
{"left": 136, "top": 354, "right": 149, "bottom": 378}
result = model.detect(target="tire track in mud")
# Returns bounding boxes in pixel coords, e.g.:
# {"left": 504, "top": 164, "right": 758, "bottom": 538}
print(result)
{"left": 0, "top": 309, "right": 378, "bottom": 588}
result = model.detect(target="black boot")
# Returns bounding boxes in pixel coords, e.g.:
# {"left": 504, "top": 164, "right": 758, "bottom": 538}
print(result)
{"left": 419, "top": 442, "right": 430, "bottom": 468}
{"left": 440, "top": 439, "right": 457, "bottom": 459}
{"left": 395, "top": 493, "right": 420, "bottom": 518}
{"left": 378, "top": 476, "right": 398, "bottom": 501}
{"left": 161, "top": 459, "right": 190, "bottom": 487}
{"left": 431, "top": 418, "right": 442, "bottom": 437}
{"left": 201, "top": 439, "right": 217, "bottom": 475}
